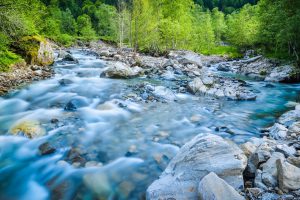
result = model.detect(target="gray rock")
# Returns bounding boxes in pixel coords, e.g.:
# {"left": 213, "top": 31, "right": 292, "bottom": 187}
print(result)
{"left": 198, "top": 172, "right": 245, "bottom": 200}
{"left": 277, "top": 159, "right": 300, "bottom": 192}
{"left": 146, "top": 133, "right": 247, "bottom": 200}
{"left": 287, "top": 156, "right": 300, "bottom": 167}
{"left": 269, "top": 123, "right": 288, "bottom": 139}
{"left": 101, "top": 62, "right": 143, "bottom": 79}
{"left": 187, "top": 77, "right": 256, "bottom": 101}
{"left": 152, "top": 86, "right": 177, "bottom": 101}
{"left": 278, "top": 109, "right": 300, "bottom": 127}
{"left": 265, "top": 65, "right": 296, "bottom": 82}
{"left": 254, "top": 169, "right": 268, "bottom": 190}
{"left": 240, "top": 142, "right": 257, "bottom": 158}
{"left": 261, "top": 152, "right": 285, "bottom": 187}
{"left": 276, "top": 144, "right": 296, "bottom": 157}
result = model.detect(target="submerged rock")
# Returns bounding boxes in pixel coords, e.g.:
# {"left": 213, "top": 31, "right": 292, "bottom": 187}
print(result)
{"left": 146, "top": 133, "right": 247, "bottom": 200}
{"left": 152, "top": 86, "right": 177, "bottom": 101}
{"left": 9, "top": 120, "right": 46, "bottom": 139}
{"left": 101, "top": 62, "right": 143, "bottom": 79}
{"left": 198, "top": 172, "right": 245, "bottom": 200}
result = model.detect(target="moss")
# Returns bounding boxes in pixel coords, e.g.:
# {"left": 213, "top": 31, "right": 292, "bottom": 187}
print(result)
{"left": 14, "top": 35, "right": 45, "bottom": 65}
{"left": 0, "top": 50, "right": 22, "bottom": 72}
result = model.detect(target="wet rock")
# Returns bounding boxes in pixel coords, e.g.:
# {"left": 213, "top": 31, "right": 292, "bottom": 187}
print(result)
{"left": 39, "top": 142, "right": 56, "bottom": 155}
{"left": 265, "top": 65, "right": 298, "bottom": 83}
{"left": 278, "top": 109, "right": 300, "bottom": 127}
{"left": 198, "top": 172, "right": 245, "bottom": 200}
{"left": 9, "top": 120, "right": 46, "bottom": 139}
{"left": 269, "top": 123, "right": 288, "bottom": 139}
{"left": 101, "top": 62, "right": 143, "bottom": 79}
{"left": 64, "top": 97, "right": 88, "bottom": 111}
{"left": 261, "top": 192, "right": 280, "bottom": 200}
{"left": 169, "top": 50, "right": 203, "bottom": 67}
{"left": 152, "top": 86, "right": 177, "bottom": 101}
{"left": 62, "top": 53, "right": 79, "bottom": 63}
{"left": 58, "top": 79, "right": 73, "bottom": 86}
{"left": 146, "top": 133, "right": 247, "bottom": 200}
{"left": 277, "top": 159, "right": 300, "bottom": 192}
{"left": 187, "top": 76, "right": 256, "bottom": 101}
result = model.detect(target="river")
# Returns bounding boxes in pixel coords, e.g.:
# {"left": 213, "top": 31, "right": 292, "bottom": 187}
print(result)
{"left": 0, "top": 50, "right": 299, "bottom": 199}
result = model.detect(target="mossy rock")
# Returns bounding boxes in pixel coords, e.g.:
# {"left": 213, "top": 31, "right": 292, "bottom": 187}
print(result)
{"left": 9, "top": 120, "right": 46, "bottom": 139}
{"left": 14, "top": 36, "right": 54, "bottom": 66}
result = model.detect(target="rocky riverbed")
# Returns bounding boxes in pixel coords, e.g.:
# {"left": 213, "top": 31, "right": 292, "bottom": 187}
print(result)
{"left": 0, "top": 41, "right": 299, "bottom": 200}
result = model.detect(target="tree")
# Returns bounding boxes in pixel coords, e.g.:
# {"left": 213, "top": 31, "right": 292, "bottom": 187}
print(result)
{"left": 77, "top": 14, "right": 97, "bottom": 41}
{"left": 191, "top": 6, "right": 215, "bottom": 53}
{"left": 211, "top": 8, "right": 226, "bottom": 44}
{"left": 225, "top": 4, "right": 259, "bottom": 48}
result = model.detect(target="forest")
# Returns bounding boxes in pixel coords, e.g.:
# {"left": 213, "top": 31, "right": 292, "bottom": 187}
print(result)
{"left": 0, "top": 0, "right": 299, "bottom": 72}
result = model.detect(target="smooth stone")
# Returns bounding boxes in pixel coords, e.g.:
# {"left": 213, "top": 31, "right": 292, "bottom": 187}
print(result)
{"left": 276, "top": 144, "right": 296, "bottom": 157}
{"left": 9, "top": 120, "right": 46, "bottom": 139}
{"left": 146, "top": 133, "right": 247, "bottom": 200}
{"left": 277, "top": 159, "right": 300, "bottom": 192}
{"left": 198, "top": 172, "right": 245, "bottom": 200}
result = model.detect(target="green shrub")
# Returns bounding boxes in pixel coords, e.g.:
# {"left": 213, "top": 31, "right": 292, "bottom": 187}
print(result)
{"left": 0, "top": 50, "right": 21, "bottom": 72}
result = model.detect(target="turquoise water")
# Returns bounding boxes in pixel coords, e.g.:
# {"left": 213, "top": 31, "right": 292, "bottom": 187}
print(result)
{"left": 0, "top": 50, "right": 299, "bottom": 199}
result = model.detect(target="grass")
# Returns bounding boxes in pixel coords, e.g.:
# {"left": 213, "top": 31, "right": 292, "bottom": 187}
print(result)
{"left": 200, "top": 46, "right": 243, "bottom": 58}
{"left": 0, "top": 49, "right": 21, "bottom": 72}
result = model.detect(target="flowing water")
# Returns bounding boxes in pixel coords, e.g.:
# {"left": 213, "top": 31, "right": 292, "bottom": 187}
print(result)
{"left": 0, "top": 50, "right": 299, "bottom": 200}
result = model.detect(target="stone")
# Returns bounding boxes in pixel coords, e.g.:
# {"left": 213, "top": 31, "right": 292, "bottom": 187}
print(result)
{"left": 151, "top": 86, "right": 177, "bottom": 101}
{"left": 101, "top": 62, "right": 143, "bottom": 79}
{"left": 187, "top": 76, "right": 256, "bottom": 101}
{"left": 146, "top": 133, "right": 247, "bottom": 200}
{"left": 16, "top": 36, "right": 54, "bottom": 66}
{"left": 276, "top": 144, "right": 296, "bottom": 157}
{"left": 9, "top": 120, "right": 46, "bottom": 139}
{"left": 254, "top": 169, "right": 268, "bottom": 190}
{"left": 287, "top": 156, "right": 300, "bottom": 167}
{"left": 269, "top": 123, "right": 288, "bottom": 139}
{"left": 62, "top": 54, "right": 79, "bottom": 63}
{"left": 261, "top": 152, "right": 285, "bottom": 187}
{"left": 265, "top": 65, "right": 297, "bottom": 83}
{"left": 277, "top": 159, "right": 300, "bottom": 192}
{"left": 247, "top": 188, "right": 263, "bottom": 199}
{"left": 240, "top": 142, "right": 257, "bottom": 158}
{"left": 198, "top": 172, "right": 245, "bottom": 200}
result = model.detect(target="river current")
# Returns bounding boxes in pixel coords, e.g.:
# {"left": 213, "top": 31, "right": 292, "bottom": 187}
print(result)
{"left": 0, "top": 50, "right": 299, "bottom": 200}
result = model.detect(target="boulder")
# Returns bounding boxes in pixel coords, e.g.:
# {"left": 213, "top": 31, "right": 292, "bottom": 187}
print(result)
{"left": 261, "top": 152, "right": 285, "bottom": 187}
{"left": 101, "top": 62, "right": 143, "bottom": 79}
{"left": 187, "top": 76, "right": 257, "bottom": 100}
{"left": 198, "top": 172, "right": 245, "bottom": 200}
{"left": 146, "top": 133, "right": 247, "bottom": 200}
{"left": 277, "top": 159, "right": 300, "bottom": 192}
{"left": 16, "top": 36, "right": 54, "bottom": 66}
{"left": 268, "top": 123, "right": 288, "bottom": 139}
{"left": 62, "top": 53, "right": 79, "bottom": 63}
{"left": 152, "top": 86, "right": 177, "bottom": 101}
{"left": 265, "top": 65, "right": 299, "bottom": 83}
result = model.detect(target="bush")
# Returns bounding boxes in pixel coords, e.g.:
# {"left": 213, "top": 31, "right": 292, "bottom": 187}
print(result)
{"left": 200, "top": 46, "right": 242, "bottom": 58}
{"left": 0, "top": 50, "right": 21, "bottom": 72}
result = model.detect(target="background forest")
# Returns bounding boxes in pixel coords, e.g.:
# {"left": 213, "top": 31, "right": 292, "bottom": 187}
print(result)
{"left": 0, "top": 0, "right": 299, "bottom": 71}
